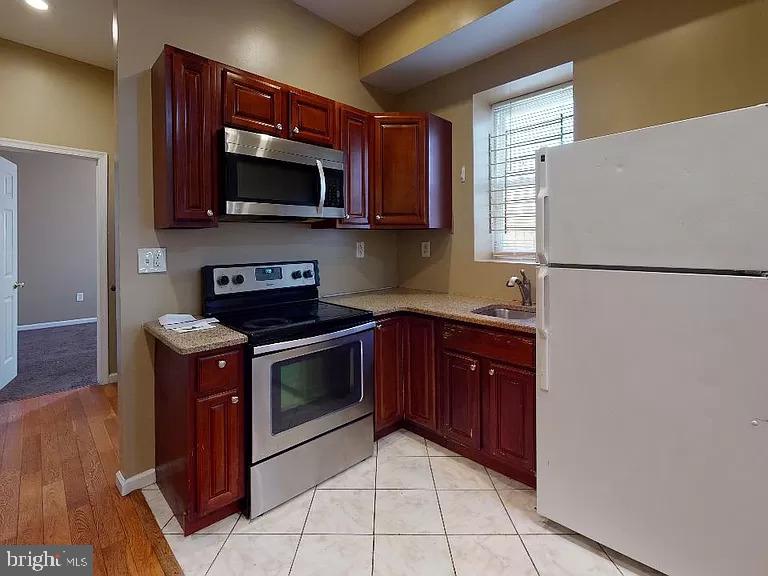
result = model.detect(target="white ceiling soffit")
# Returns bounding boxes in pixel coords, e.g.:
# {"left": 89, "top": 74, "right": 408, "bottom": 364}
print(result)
{"left": 363, "top": 0, "right": 621, "bottom": 93}
{"left": 0, "top": 0, "right": 114, "bottom": 69}
{"left": 293, "top": 0, "right": 417, "bottom": 36}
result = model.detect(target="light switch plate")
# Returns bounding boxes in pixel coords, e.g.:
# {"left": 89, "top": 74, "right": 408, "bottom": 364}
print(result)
{"left": 421, "top": 241, "right": 431, "bottom": 258}
{"left": 356, "top": 241, "right": 365, "bottom": 259}
{"left": 138, "top": 248, "right": 167, "bottom": 274}
{"left": 76, "top": 292, "right": 84, "bottom": 302}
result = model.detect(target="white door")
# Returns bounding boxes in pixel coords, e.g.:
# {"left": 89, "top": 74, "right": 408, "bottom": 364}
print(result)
{"left": 0, "top": 156, "right": 18, "bottom": 390}
{"left": 537, "top": 104, "right": 768, "bottom": 271}
{"left": 536, "top": 266, "right": 768, "bottom": 576}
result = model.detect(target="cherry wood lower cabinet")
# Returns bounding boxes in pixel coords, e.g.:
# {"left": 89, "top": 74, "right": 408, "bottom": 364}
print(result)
{"left": 373, "top": 314, "right": 536, "bottom": 487}
{"left": 154, "top": 343, "right": 245, "bottom": 535}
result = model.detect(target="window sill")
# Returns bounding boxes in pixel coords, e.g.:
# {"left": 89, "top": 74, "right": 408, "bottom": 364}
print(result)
{"left": 475, "top": 257, "right": 539, "bottom": 266}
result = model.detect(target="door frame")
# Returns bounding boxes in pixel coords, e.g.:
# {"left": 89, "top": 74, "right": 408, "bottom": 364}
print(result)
{"left": 0, "top": 137, "right": 110, "bottom": 385}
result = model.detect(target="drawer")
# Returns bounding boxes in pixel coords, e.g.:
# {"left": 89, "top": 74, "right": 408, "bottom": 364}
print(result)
{"left": 197, "top": 349, "right": 242, "bottom": 395}
{"left": 440, "top": 323, "right": 534, "bottom": 369}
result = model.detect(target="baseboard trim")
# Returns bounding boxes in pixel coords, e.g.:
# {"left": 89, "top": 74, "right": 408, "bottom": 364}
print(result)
{"left": 106, "top": 372, "right": 118, "bottom": 384}
{"left": 116, "top": 468, "right": 156, "bottom": 496}
{"left": 18, "top": 317, "right": 97, "bottom": 331}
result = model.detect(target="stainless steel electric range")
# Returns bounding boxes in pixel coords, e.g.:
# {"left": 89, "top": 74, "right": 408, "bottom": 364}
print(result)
{"left": 202, "top": 260, "right": 375, "bottom": 518}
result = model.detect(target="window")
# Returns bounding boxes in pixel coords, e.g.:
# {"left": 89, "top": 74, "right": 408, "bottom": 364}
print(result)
{"left": 489, "top": 83, "right": 574, "bottom": 260}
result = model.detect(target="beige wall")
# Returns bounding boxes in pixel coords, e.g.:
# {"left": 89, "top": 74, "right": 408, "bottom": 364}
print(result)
{"left": 117, "top": 0, "right": 399, "bottom": 477}
{"left": 2, "top": 150, "right": 97, "bottom": 325}
{"left": 395, "top": 0, "right": 768, "bottom": 302}
{"left": 0, "top": 39, "right": 117, "bottom": 369}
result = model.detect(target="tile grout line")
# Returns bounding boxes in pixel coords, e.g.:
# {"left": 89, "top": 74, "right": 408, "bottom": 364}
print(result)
{"left": 287, "top": 486, "right": 317, "bottom": 575}
{"left": 203, "top": 512, "right": 242, "bottom": 576}
{"left": 371, "top": 438, "right": 379, "bottom": 576}
{"left": 427, "top": 447, "right": 458, "bottom": 576}
{"left": 487, "top": 465, "right": 542, "bottom": 576}
{"left": 599, "top": 543, "right": 627, "bottom": 576}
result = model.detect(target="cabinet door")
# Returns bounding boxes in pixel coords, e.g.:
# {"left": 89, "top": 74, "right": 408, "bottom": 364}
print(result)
{"left": 441, "top": 351, "right": 481, "bottom": 449}
{"left": 372, "top": 115, "right": 426, "bottom": 227}
{"left": 375, "top": 318, "right": 403, "bottom": 433}
{"left": 170, "top": 49, "right": 216, "bottom": 223}
{"left": 196, "top": 389, "right": 243, "bottom": 516}
{"left": 404, "top": 316, "right": 437, "bottom": 432}
{"left": 338, "top": 105, "right": 370, "bottom": 227}
{"left": 483, "top": 362, "right": 535, "bottom": 475}
{"left": 222, "top": 68, "right": 286, "bottom": 137}
{"left": 289, "top": 91, "right": 335, "bottom": 147}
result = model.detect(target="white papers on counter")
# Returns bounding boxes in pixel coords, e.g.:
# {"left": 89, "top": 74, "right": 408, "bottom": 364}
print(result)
{"left": 158, "top": 314, "right": 220, "bottom": 332}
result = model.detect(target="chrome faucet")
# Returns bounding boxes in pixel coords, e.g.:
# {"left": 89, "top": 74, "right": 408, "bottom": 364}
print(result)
{"left": 507, "top": 269, "right": 532, "bottom": 306}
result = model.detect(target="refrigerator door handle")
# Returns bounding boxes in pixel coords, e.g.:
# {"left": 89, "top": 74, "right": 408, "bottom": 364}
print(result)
{"left": 536, "top": 152, "right": 549, "bottom": 265}
{"left": 536, "top": 266, "right": 550, "bottom": 391}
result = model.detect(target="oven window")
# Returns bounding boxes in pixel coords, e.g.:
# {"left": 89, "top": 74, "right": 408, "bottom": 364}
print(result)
{"left": 226, "top": 153, "right": 321, "bottom": 206}
{"left": 271, "top": 341, "right": 362, "bottom": 434}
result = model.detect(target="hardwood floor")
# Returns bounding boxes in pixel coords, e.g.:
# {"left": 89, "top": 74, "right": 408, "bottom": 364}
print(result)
{"left": 0, "top": 384, "right": 182, "bottom": 575}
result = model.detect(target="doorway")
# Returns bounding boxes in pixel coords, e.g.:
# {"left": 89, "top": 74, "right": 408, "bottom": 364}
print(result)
{"left": 0, "top": 139, "right": 108, "bottom": 402}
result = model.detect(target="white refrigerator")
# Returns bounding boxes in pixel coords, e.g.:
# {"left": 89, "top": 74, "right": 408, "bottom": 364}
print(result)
{"left": 535, "top": 104, "right": 768, "bottom": 576}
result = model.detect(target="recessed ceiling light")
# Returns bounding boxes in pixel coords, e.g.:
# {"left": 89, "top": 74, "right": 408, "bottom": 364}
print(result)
{"left": 24, "top": 0, "right": 49, "bottom": 11}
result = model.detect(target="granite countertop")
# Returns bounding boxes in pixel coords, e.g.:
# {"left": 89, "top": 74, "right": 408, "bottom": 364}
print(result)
{"left": 324, "top": 288, "right": 536, "bottom": 334}
{"left": 144, "top": 319, "right": 248, "bottom": 355}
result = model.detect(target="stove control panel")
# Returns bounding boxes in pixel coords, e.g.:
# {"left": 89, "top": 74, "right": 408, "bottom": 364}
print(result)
{"left": 211, "top": 261, "right": 318, "bottom": 295}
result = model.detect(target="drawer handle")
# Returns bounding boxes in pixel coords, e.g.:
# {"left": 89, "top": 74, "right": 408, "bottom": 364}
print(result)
{"left": 488, "top": 368, "right": 495, "bottom": 376}
{"left": 231, "top": 396, "right": 239, "bottom": 404}
{"left": 470, "top": 363, "right": 477, "bottom": 372}
{"left": 218, "top": 360, "right": 227, "bottom": 369}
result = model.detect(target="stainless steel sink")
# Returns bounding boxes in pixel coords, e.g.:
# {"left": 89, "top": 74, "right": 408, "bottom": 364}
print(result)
{"left": 472, "top": 305, "right": 535, "bottom": 321}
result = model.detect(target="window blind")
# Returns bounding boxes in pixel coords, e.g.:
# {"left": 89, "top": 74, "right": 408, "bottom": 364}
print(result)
{"left": 489, "top": 83, "right": 574, "bottom": 259}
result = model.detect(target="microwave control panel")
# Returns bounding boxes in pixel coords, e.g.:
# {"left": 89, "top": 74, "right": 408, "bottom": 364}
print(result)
{"left": 323, "top": 170, "right": 344, "bottom": 208}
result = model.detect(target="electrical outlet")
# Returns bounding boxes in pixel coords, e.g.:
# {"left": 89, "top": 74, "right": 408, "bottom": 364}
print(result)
{"left": 460, "top": 165, "right": 466, "bottom": 183}
{"left": 356, "top": 241, "right": 365, "bottom": 259}
{"left": 76, "top": 292, "right": 84, "bottom": 302}
{"left": 138, "top": 248, "right": 167, "bottom": 274}
{"left": 421, "top": 241, "right": 431, "bottom": 258}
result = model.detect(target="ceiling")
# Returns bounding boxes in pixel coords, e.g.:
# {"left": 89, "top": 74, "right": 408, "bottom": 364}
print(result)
{"left": 292, "top": 0, "right": 417, "bottom": 36}
{"left": 362, "top": 0, "right": 622, "bottom": 93}
{"left": 0, "top": 0, "right": 114, "bottom": 69}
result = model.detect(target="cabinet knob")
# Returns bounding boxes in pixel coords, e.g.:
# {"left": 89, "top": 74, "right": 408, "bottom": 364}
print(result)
{"left": 470, "top": 363, "right": 477, "bottom": 372}
{"left": 206, "top": 209, "right": 214, "bottom": 217}
{"left": 231, "top": 396, "right": 239, "bottom": 404}
{"left": 375, "top": 322, "right": 382, "bottom": 330}
{"left": 375, "top": 214, "right": 382, "bottom": 221}
{"left": 488, "top": 368, "right": 495, "bottom": 376}
{"left": 276, "top": 123, "right": 283, "bottom": 130}
{"left": 345, "top": 214, "right": 351, "bottom": 220}
{"left": 752, "top": 418, "right": 768, "bottom": 427}
{"left": 293, "top": 126, "right": 299, "bottom": 134}
{"left": 217, "top": 360, "right": 227, "bottom": 369}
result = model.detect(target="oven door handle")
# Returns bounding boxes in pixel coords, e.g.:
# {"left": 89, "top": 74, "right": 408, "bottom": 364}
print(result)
{"left": 252, "top": 321, "right": 376, "bottom": 356}
{"left": 316, "top": 159, "right": 326, "bottom": 215}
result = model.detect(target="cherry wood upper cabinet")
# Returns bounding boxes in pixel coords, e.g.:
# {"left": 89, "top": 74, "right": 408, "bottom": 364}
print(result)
{"left": 288, "top": 90, "right": 336, "bottom": 147}
{"left": 482, "top": 362, "right": 536, "bottom": 478}
{"left": 195, "top": 387, "right": 244, "bottom": 516}
{"left": 337, "top": 104, "right": 370, "bottom": 227}
{"left": 404, "top": 316, "right": 438, "bottom": 432}
{"left": 371, "top": 113, "right": 452, "bottom": 229}
{"left": 375, "top": 317, "right": 404, "bottom": 434}
{"left": 221, "top": 67, "right": 287, "bottom": 137}
{"left": 441, "top": 350, "right": 481, "bottom": 449}
{"left": 152, "top": 45, "right": 218, "bottom": 228}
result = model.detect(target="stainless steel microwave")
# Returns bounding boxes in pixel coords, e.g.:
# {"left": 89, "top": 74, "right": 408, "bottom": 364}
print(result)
{"left": 222, "top": 127, "right": 345, "bottom": 220}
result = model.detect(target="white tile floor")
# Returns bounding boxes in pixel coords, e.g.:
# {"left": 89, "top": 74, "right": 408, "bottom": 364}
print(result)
{"left": 141, "top": 430, "right": 666, "bottom": 576}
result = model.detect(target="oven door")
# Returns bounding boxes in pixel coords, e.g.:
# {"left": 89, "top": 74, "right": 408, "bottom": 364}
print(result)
{"left": 251, "top": 322, "right": 374, "bottom": 463}
{"left": 223, "top": 128, "right": 345, "bottom": 219}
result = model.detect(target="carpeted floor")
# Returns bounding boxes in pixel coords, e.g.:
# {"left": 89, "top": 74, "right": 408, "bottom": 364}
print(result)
{"left": 0, "top": 323, "right": 97, "bottom": 403}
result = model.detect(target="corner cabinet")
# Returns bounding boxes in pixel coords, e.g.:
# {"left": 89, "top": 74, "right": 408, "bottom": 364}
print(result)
{"left": 152, "top": 45, "right": 218, "bottom": 228}
{"left": 371, "top": 113, "right": 452, "bottom": 229}
{"left": 154, "top": 343, "right": 245, "bottom": 535}
{"left": 403, "top": 316, "right": 438, "bottom": 432}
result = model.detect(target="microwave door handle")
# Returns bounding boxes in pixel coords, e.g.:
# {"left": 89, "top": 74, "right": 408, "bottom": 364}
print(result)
{"left": 316, "top": 159, "right": 326, "bottom": 215}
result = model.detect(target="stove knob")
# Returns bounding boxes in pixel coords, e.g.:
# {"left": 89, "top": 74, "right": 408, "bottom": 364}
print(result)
{"left": 232, "top": 274, "right": 245, "bottom": 285}
{"left": 291, "top": 270, "right": 302, "bottom": 280}
{"left": 302, "top": 269, "right": 314, "bottom": 279}
{"left": 217, "top": 275, "right": 230, "bottom": 286}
